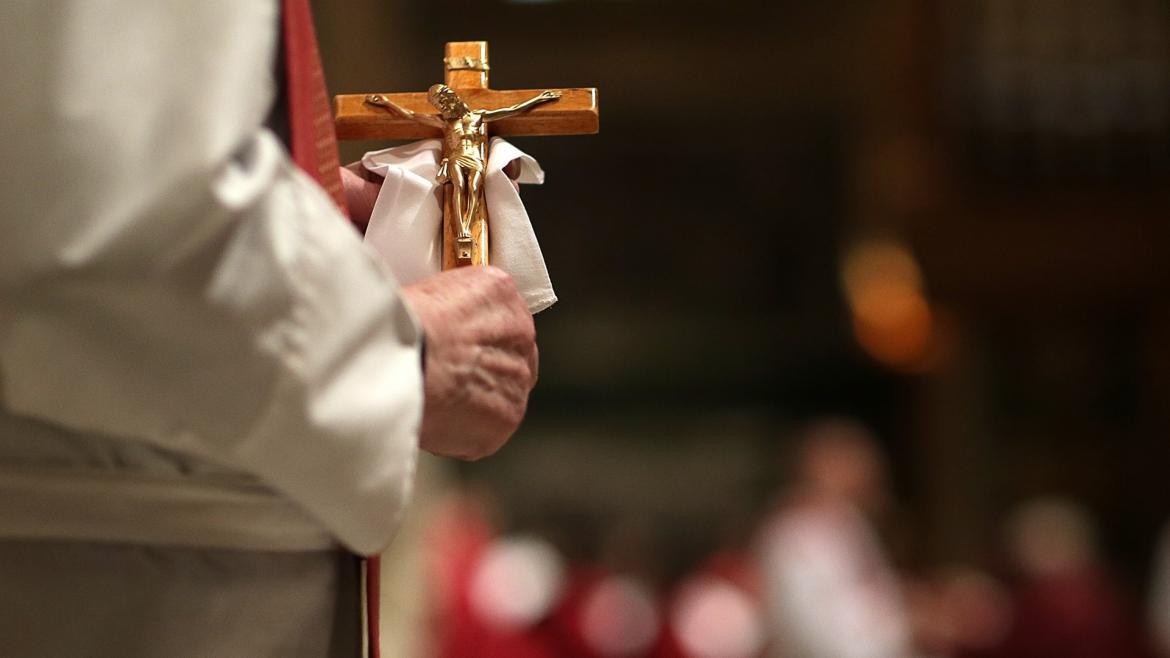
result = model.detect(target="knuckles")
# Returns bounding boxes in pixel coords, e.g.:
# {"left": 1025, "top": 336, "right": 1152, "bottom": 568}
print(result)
{"left": 478, "top": 265, "right": 515, "bottom": 292}
{"left": 414, "top": 265, "right": 538, "bottom": 462}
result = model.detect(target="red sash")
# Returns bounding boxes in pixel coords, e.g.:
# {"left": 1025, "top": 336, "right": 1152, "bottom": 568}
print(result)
{"left": 281, "top": 0, "right": 349, "bottom": 216}
{"left": 280, "top": 1, "right": 379, "bottom": 656}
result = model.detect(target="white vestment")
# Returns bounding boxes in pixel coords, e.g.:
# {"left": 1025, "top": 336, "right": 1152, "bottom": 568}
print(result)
{"left": 757, "top": 502, "right": 913, "bottom": 658}
{"left": 0, "top": 0, "right": 422, "bottom": 655}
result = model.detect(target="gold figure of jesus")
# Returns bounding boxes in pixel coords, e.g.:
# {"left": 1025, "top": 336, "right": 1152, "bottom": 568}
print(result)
{"left": 365, "top": 85, "right": 561, "bottom": 261}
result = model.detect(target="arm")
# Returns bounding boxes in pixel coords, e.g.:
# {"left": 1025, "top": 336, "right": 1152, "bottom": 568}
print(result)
{"left": 365, "top": 94, "right": 445, "bottom": 129}
{"left": 480, "top": 90, "right": 561, "bottom": 122}
{"left": 0, "top": 0, "right": 420, "bottom": 555}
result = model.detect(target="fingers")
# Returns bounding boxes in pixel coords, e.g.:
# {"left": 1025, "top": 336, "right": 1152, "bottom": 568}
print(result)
{"left": 406, "top": 264, "right": 538, "bottom": 462}
{"left": 341, "top": 160, "right": 384, "bottom": 182}
{"left": 503, "top": 159, "right": 521, "bottom": 181}
{"left": 481, "top": 266, "right": 534, "bottom": 324}
{"left": 339, "top": 166, "right": 384, "bottom": 226}
{"left": 503, "top": 159, "right": 522, "bottom": 193}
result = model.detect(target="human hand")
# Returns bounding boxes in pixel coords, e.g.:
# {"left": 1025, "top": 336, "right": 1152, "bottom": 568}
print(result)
{"left": 340, "top": 163, "right": 383, "bottom": 229}
{"left": 399, "top": 266, "right": 538, "bottom": 460}
{"left": 502, "top": 159, "right": 522, "bottom": 193}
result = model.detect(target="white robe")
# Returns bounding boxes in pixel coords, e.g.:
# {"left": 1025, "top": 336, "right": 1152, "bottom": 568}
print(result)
{"left": 0, "top": 0, "right": 422, "bottom": 654}
{"left": 757, "top": 502, "right": 912, "bottom": 658}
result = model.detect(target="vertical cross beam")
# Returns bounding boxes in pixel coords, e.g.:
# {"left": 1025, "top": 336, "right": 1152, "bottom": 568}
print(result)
{"left": 444, "top": 41, "right": 489, "bottom": 89}
{"left": 442, "top": 42, "right": 491, "bottom": 268}
{"left": 334, "top": 41, "right": 598, "bottom": 270}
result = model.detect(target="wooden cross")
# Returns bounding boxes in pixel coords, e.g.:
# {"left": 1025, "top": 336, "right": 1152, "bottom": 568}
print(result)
{"left": 334, "top": 41, "right": 599, "bottom": 270}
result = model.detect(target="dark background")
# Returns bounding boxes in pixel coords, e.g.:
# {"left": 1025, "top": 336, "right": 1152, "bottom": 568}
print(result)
{"left": 317, "top": 0, "right": 1170, "bottom": 596}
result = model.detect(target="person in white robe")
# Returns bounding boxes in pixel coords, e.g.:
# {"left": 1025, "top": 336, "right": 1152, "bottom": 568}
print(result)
{"left": 755, "top": 419, "right": 913, "bottom": 658}
{"left": 0, "top": 1, "right": 539, "bottom": 656}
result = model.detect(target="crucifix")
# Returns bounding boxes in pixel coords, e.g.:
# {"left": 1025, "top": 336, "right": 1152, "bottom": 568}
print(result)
{"left": 334, "top": 41, "right": 597, "bottom": 658}
{"left": 334, "top": 41, "right": 599, "bottom": 269}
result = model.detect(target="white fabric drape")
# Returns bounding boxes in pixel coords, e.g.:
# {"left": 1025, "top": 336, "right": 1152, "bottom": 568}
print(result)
{"left": 361, "top": 137, "right": 558, "bottom": 313}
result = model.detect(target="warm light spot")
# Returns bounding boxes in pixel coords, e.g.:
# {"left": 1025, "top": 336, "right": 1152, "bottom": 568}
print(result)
{"left": 841, "top": 239, "right": 939, "bottom": 371}
{"left": 841, "top": 240, "right": 923, "bottom": 302}
{"left": 851, "top": 284, "right": 934, "bottom": 370}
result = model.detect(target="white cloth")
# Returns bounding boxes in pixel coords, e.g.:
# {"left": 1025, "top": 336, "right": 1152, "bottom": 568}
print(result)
{"left": 361, "top": 138, "right": 557, "bottom": 313}
{"left": 0, "top": 0, "right": 422, "bottom": 556}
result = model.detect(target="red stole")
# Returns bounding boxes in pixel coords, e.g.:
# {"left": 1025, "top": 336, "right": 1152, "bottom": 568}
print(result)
{"left": 280, "top": 1, "right": 379, "bottom": 656}
{"left": 281, "top": 0, "right": 348, "bottom": 215}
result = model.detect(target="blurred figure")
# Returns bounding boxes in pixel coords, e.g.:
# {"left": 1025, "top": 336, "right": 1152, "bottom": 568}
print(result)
{"left": 995, "top": 497, "right": 1150, "bottom": 658}
{"left": 905, "top": 567, "right": 1012, "bottom": 658}
{"left": 755, "top": 418, "right": 913, "bottom": 657}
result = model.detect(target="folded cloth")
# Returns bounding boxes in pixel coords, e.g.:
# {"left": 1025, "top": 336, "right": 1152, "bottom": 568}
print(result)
{"left": 361, "top": 138, "right": 556, "bottom": 313}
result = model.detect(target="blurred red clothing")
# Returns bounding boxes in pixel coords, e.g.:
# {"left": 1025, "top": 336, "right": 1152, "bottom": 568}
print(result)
{"left": 551, "top": 566, "right": 665, "bottom": 658}
{"left": 655, "top": 551, "right": 765, "bottom": 658}
{"left": 426, "top": 498, "right": 569, "bottom": 658}
{"left": 993, "top": 565, "right": 1152, "bottom": 658}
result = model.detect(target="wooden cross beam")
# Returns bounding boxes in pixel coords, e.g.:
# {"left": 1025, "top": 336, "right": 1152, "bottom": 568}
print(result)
{"left": 334, "top": 41, "right": 599, "bottom": 269}
{"left": 335, "top": 42, "right": 599, "bottom": 140}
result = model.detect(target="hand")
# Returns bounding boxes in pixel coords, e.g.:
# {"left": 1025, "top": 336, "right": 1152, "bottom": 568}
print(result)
{"left": 502, "top": 159, "right": 522, "bottom": 193}
{"left": 399, "top": 266, "right": 538, "bottom": 460}
{"left": 340, "top": 163, "right": 383, "bottom": 229}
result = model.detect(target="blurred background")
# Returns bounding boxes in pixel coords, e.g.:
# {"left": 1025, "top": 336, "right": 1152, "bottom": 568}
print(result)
{"left": 317, "top": 1, "right": 1170, "bottom": 656}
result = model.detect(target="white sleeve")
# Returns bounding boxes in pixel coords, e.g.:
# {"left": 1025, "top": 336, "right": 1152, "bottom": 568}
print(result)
{"left": 0, "top": 0, "right": 421, "bottom": 555}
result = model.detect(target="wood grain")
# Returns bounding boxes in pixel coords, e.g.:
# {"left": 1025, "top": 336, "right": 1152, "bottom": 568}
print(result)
{"left": 334, "top": 88, "right": 599, "bottom": 141}
{"left": 445, "top": 41, "right": 489, "bottom": 90}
